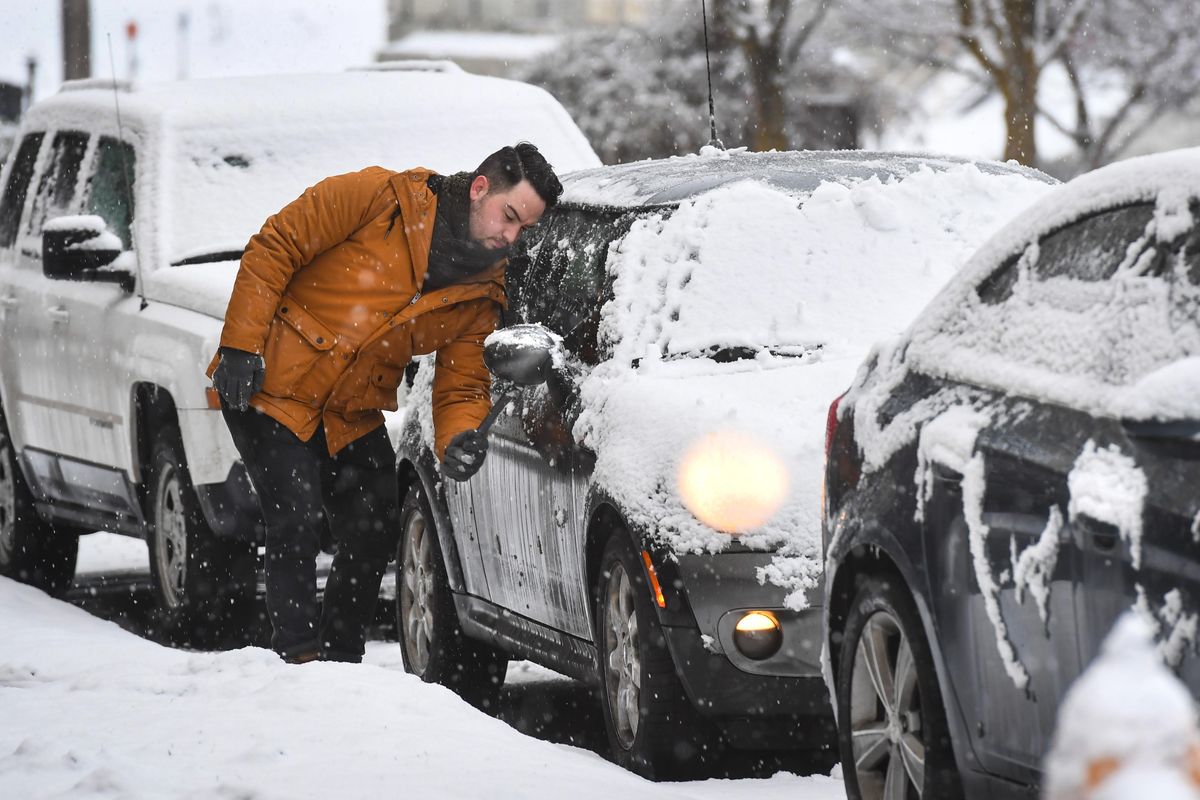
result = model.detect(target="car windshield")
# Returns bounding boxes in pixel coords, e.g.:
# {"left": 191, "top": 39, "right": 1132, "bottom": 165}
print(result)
{"left": 602, "top": 166, "right": 1053, "bottom": 366}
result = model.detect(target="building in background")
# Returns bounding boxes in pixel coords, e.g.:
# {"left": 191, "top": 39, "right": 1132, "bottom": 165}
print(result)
{"left": 379, "top": 0, "right": 670, "bottom": 77}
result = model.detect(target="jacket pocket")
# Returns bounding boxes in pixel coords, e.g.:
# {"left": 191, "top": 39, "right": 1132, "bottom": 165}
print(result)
{"left": 344, "top": 362, "right": 406, "bottom": 414}
{"left": 260, "top": 299, "right": 339, "bottom": 404}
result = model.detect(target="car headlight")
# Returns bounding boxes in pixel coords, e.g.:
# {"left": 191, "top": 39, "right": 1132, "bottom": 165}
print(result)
{"left": 676, "top": 430, "right": 789, "bottom": 534}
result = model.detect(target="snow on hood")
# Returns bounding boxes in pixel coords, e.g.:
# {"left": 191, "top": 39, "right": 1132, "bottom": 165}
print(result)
{"left": 141, "top": 259, "right": 240, "bottom": 319}
{"left": 572, "top": 164, "right": 1052, "bottom": 603}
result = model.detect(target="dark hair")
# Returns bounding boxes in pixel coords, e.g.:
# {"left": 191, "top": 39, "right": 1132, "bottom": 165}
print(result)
{"left": 474, "top": 142, "right": 563, "bottom": 209}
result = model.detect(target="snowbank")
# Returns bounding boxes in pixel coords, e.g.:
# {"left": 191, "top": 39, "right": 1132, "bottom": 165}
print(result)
{"left": 0, "top": 575, "right": 846, "bottom": 799}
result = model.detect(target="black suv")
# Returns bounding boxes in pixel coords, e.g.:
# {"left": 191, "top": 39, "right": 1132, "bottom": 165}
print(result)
{"left": 822, "top": 149, "right": 1200, "bottom": 798}
{"left": 389, "top": 150, "right": 1051, "bottom": 779}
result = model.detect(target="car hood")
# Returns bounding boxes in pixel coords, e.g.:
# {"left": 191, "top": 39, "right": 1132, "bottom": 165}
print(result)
{"left": 574, "top": 354, "right": 860, "bottom": 604}
{"left": 142, "top": 260, "right": 240, "bottom": 319}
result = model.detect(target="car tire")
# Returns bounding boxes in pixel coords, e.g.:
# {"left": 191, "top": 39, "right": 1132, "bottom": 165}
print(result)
{"left": 0, "top": 427, "right": 78, "bottom": 597}
{"left": 145, "top": 428, "right": 256, "bottom": 648}
{"left": 836, "top": 575, "right": 963, "bottom": 800}
{"left": 395, "top": 483, "right": 507, "bottom": 711}
{"left": 595, "top": 532, "right": 714, "bottom": 780}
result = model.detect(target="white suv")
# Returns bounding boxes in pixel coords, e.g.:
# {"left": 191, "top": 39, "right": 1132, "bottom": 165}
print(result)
{"left": 0, "top": 67, "right": 598, "bottom": 644}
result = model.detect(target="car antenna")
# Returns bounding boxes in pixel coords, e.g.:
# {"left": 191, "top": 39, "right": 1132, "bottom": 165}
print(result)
{"left": 106, "top": 33, "right": 147, "bottom": 311}
{"left": 700, "top": 0, "right": 725, "bottom": 150}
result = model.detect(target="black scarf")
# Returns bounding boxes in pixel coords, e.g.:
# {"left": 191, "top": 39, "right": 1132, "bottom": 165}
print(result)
{"left": 422, "top": 172, "right": 510, "bottom": 292}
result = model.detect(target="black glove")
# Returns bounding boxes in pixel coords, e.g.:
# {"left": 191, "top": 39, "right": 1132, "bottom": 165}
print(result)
{"left": 212, "top": 347, "right": 265, "bottom": 411}
{"left": 442, "top": 429, "right": 488, "bottom": 482}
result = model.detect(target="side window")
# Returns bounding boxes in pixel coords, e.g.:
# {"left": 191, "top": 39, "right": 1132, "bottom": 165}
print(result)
{"left": 1035, "top": 203, "right": 1157, "bottom": 282}
{"left": 0, "top": 132, "right": 45, "bottom": 248}
{"left": 25, "top": 131, "right": 89, "bottom": 239}
{"left": 977, "top": 204, "right": 1158, "bottom": 305}
{"left": 83, "top": 136, "right": 136, "bottom": 250}
{"left": 523, "top": 208, "right": 630, "bottom": 365}
{"left": 933, "top": 202, "right": 1178, "bottom": 394}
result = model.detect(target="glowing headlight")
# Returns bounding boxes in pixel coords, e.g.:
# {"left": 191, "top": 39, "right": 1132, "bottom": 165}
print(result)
{"left": 677, "top": 430, "right": 789, "bottom": 534}
{"left": 734, "top": 611, "right": 783, "bottom": 660}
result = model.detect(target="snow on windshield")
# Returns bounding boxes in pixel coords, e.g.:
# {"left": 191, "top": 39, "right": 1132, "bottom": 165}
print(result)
{"left": 602, "top": 164, "right": 1052, "bottom": 366}
{"left": 570, "top": 162, "right": 1052, "bottom": 584}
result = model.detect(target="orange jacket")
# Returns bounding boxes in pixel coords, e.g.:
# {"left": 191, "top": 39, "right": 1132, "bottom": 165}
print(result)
{"left": 207, "top": 166, "right": 505, "bottom": 459}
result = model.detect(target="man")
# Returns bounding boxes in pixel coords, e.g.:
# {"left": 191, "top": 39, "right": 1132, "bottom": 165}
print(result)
{"left": 207, "top": 143, "right": 562, "bottom": 664}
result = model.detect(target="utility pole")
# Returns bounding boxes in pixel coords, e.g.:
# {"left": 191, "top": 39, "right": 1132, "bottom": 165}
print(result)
{"left": 24, "top": 55, "right": 37, "bottom": 111}
{"left": 62, "top": 0, "right": 91, "bottom": 80}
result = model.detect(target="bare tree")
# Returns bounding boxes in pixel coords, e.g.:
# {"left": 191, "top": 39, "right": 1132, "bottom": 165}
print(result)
{"left": 520, "top": 0, "right": 859, "bottom": 161}
{"left": 713, "top": 0, "right": 833, "bottom": 151}
{"left": 851, "top": 0, "right": 1200, "bottom": 169}
{"left": 1049, "top": 0, "right": 1200, "bottom": 169}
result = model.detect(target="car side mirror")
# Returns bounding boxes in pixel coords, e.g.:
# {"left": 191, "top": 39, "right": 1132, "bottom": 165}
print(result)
{"left": 483, "top": 324, "right": 559, "bottom": 386}
{"left": 42, "top": 215, "right": 134, "bottom": 292}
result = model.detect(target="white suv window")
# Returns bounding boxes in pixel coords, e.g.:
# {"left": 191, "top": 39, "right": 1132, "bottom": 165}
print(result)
{"left": 0, "top": 132, "right": 45, "bottom": 249}
{"left": 83, "top": 136, "right": 136, "bottom": 250}
{"left": 25, "top": 131, "right": 89, "bottom": 239}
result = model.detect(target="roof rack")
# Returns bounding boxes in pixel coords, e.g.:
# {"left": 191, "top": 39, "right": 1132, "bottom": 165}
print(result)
{"left": 59, "top": 77, "right": 133, "bottom": 94}
{"left": 350, "top": 60, "right": 465, "bottom": 74}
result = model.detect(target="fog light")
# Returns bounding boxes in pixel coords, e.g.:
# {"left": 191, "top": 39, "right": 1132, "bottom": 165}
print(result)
{"left": 733, "top": 611, "right": 782, "bottom": 660}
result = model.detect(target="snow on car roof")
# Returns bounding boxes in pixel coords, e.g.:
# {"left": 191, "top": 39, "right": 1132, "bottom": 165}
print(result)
{"left": 900, "top": 146, "right": 1200, "bottom": 423}
{"left": 26, "top": 71, "right": 600, "bottom": 265}
{"left": 561, "top": 146, "right": 1054, "bottom": 207}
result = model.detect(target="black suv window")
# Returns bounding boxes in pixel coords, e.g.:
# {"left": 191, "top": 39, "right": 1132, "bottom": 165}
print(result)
{"left": 522, "top": 207, "right": 634, "bottom": 364}
{"left": 1037, "top": 203, "right": 1157, "bottom": 282}
{"left": 0, "top": 132, "right": 44, "bottom": 248}
{"left": 26, "top": 131, "right": 89, "bottom": 239}
{"left": 978, "top": 203, "right": 1158, "bottom": 304}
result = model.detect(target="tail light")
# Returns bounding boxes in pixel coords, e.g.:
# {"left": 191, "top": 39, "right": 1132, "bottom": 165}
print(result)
{"left": 825, "top": 391, "right": 847, "bottom": 460}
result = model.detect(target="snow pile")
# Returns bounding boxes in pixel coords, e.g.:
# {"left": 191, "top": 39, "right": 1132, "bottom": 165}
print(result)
{"left": 1043, "top": 613, "right": 1200, "bottom": 800}
{"left": 0, "top": 576, "right": 849, "bottom": 800}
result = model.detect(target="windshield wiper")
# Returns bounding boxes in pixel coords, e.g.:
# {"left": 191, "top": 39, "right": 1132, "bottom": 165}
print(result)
{"left": 171, "top": 249, "right": 244, "bottom": 266}
{"left": 632, "top": 343, "right": 823, "bottom": 368}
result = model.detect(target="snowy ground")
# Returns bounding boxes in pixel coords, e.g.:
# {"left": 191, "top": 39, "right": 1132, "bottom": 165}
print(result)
{"left": 1, "top": 533, "right": 847, "bottom": 799}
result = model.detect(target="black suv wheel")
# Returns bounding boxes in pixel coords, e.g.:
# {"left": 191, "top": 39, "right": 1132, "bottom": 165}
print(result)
{"left": 395, "top": 483, "right": 507, "bottom": 710}
{"left": 837, "top": 575, "right": 963, "bottom": 799}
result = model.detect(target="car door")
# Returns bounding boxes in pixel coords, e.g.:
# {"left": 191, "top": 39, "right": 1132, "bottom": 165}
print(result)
{"left": 6, "top": 129, "right": 89, "bottom": 459}
{"left": 25, "top": 134, "right": 145, "bottom": 521}
{"left": 921, "top": 201, "right": 1167, "bottom": 783}
{"left": 464, "top": 207, "right": 626, "bottom": 639}
{"left": 0, "top": 132, "right": 46, "bottom": 429}
{"left": 1078, "top": 204, "right": 1200, "bottom": 695}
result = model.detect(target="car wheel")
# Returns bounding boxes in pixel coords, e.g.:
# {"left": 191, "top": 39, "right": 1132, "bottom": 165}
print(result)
{"left": 145, "top": 428, "right": 256, "bottom": 647}
{"left": 0, "top": 427, "right": 78, "bottom": 596}
{"left": 395, "top": 483, "right": 506, "bottom": 710}
{"left": 837, "top": 575, "right": 963, "bottom": 800}
{"left": 596, "top": 532, "right": 713, "bottom": 780}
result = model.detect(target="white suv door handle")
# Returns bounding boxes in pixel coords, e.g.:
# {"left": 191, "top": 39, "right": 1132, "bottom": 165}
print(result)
{"left": 47, "top": 305, "right": 70, "bottom": 324}
{"left": 0, "top": 294, "right": 17, "bottom": 308}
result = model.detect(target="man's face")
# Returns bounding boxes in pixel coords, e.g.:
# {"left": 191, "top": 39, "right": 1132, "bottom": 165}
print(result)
{"left": 467, "top": 176, "right": 547, "bottom": 250}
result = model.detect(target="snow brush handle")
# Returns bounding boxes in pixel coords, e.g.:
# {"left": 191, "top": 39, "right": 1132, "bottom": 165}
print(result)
{"left": 475, "top": 395, "right": 512, "bottom": 438}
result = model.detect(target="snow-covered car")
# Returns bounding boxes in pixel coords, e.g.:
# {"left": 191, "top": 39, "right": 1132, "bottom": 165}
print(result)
{"left": 0, "top": 67, "right": 599, "bottom": 643}
{"left": 822, "top": 147, "right": 1200, "bottom": 798}
{"left": 391, "top": 149, "right": 1054, "bottom": 778}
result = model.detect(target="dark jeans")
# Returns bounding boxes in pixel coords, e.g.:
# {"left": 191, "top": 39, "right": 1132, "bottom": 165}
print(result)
{"left": 221, "top": 406, "right": 400, "bottom": 662}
